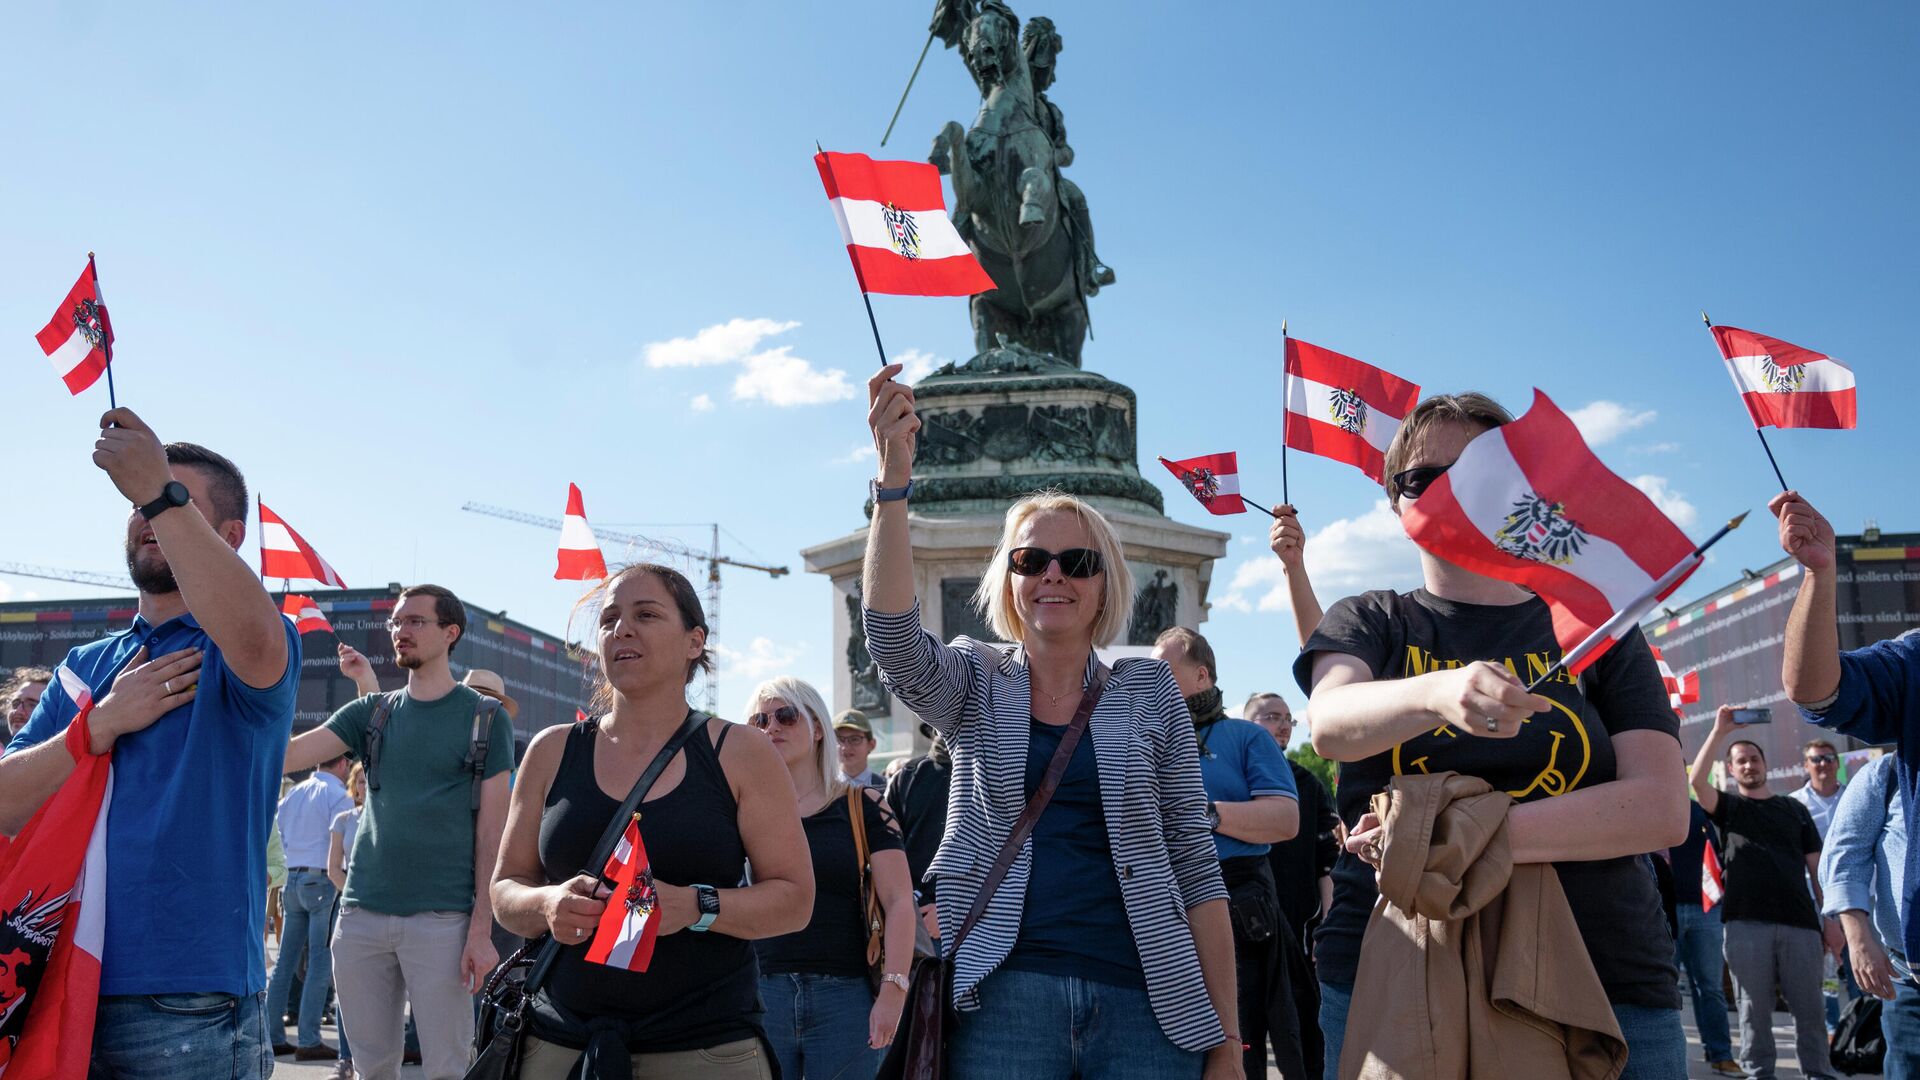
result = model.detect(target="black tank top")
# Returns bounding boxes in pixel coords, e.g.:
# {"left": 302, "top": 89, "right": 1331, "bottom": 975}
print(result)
{"left": 533, "top": 719, "right": 759, "bottom": 1051}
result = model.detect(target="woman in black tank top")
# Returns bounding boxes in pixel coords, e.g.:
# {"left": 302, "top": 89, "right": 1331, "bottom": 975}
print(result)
{"left": 491, "top": 566, "right": 814, "bottom": 1080}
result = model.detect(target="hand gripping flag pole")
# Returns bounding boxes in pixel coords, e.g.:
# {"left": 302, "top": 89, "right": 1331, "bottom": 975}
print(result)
{"left": 1703, "top": 311, "right": 1788, "bottom": 491}
{"left": 1523, "top": 510, "right": 1749, "bottom": 693}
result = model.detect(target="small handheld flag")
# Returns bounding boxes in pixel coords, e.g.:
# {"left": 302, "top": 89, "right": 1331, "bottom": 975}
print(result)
{"left": 1651, "top": 647, "right": 1701, "bottom": 713}
{"left": 35, "top": 255, "right": 116, "bottom": 401}
{"left": 815, "top": 151, "right": 994, "bottom": 298}
{"left": 281, "top": 595, "right": 334, "bottom": 636}
{"left": 584, "top": 815, "right": 660, "bottom": 972}
{"left": 1283, "top": 337, "right": 1421, "bottom": 485}
{"left": 1701, "top": 835, "right": 1725, "bottom": 912}
{"left": 1709, "top": 323, "right": 1857, "bottom": 432}
{"left": 259, "top": 500, "right": 349, "bottom": 588}
{"left": 1157, "top": 453, "right": 1276, "bottom": 518}
{"left": 555, "top": 484, "right": 608, "bottom": 581}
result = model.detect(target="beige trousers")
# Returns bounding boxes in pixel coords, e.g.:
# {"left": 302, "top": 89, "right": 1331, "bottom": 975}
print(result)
{"left": 519, "top": 1034, "right": 773, "bottom": 1080}
{"left": 331, "top": 905, "right": 476, "bottom": 1080}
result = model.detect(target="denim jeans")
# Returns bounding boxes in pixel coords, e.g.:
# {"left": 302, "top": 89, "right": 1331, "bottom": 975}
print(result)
{"left": 265, "top": 869, "right": 337, "bottom": 1048}
{"left": 948, "top": 968, "right": 1202, "bottom": 1080}
{"left": 88, "top": 990, "right": 272, "bottom": 1079}
{"left": 1884, "top": 977, "right": 1920, "bottom": 1080}
{"left": 758, "top": 973, "right": 880, "bottom": 1080}
{"left": 1674, "top": 902, "right": 1733, "bottom": 1061}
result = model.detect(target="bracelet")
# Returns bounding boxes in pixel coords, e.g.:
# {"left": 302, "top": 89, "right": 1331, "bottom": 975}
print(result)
{"left": 881, "top": 972, "right": 911, "bottom": 991}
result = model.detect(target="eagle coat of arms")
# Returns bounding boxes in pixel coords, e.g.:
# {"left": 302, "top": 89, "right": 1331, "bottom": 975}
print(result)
{"left": 1493, "top": 493, "right": 1590, "bottom": 565}
{"left": 1759, "top": 355, "right": 1806, "bottom": 393}
{"left": 1179, "top": 467, "right": 1219, "bottom": 500}
{"left": 1327, "top": 388, "right": 1369, "bottom": 435}
{"left": 881, "top": 202, "right": 922, "bottom": 260}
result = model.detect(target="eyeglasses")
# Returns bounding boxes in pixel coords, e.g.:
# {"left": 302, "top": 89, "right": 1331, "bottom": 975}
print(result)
{"left": 385, "top": 616, "right": 447, "bottom": 632}
{"left": 749, "top": 705, "right": 804, "bottom": 730}
{"left": 1251, "top": 712, "right": 1291, "bottom": 725}
{"left": 836, "top": 732, "right": 871, "bottom": 746}
{"left": 1806, "top": 754, "right": 1837, "bottom": 765}
{"left": 1007, "top": 546, "right": 1104, "bottom": 578}
{"left": 1390, "top": 464, "right": 1450, "bottom": 501}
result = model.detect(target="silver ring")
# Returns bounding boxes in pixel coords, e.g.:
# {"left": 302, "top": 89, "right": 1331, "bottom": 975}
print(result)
{"left": 1485, "top": 717, "right": 1498, "bottom": 732}
{"left": 575, "top": 927, "right": 585, "bottom": 938}
{"left": 164, "top": 679, "right": 173, "bottom": 695}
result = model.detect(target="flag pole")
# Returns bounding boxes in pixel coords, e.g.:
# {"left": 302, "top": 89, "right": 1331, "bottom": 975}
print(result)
{"left": 90, "top": 252, "right": 118, "bottom": 410}
{"left": 1703, "top": 310, "right": 1788, "bottom": 491}
{"left": 881, "top": 31, "right": 938, "bottom": 147}
{"left": 861, "top": 292, "right": 891, "bottom": 371}
{"left": 1280, "top": 319, "right": 1290, "bottom": 508}
{"left": 1523, "top": 510, "right": 1750, "bottom": 692}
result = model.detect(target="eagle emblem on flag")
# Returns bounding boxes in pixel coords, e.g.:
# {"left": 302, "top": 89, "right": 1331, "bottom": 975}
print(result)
{"left": 881, "top": 202, "right": 922, "bottom": 260}
{"left": 1759, "top": 355, "right": 1806, "bottom": 394}
{"left": 72, "top": 298, "right": 107, "bottom": 350}
{"left": 1494, "top": 493, "right": 1589, "bottom": 566}
{"left": 1178, "top": 467, "right": 1220, "bottom": 500}
{"left": 1327, "top": 388, "right": 1370, "bottom": 435}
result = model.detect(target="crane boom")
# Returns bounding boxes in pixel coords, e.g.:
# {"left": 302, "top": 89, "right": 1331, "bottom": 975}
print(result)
{"left": 0, "top": 562, "right": 136, "bottom": 591}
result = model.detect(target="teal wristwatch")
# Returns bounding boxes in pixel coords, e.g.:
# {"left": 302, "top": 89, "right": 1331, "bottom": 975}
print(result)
{"left": 690, "top": 884, "right": 720, "bottom": 932}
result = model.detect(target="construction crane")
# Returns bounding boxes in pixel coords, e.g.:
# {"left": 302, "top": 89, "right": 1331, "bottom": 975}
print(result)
{"left": 459, "top": 503, "right": 789, "bottom": 711}
{"left": 0, "top": 563, "right": 135, "bottom": 591}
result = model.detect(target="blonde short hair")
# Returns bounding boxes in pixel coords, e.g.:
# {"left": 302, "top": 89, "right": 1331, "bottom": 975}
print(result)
{"left": 972, "top": 490, "right": 1135, "bottom": 647}
{"left": 743, "top": 676, "right": 846, "bottom": 804}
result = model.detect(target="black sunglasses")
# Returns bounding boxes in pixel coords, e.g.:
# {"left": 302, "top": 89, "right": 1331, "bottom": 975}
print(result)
{"left": 1008, "top": 546, "right": 1104, "bottom": 579}
{"left": 1390, "top": 464, "right": 1450, "bottom": 501}
{"left": 749, "top": 705, "right": 804, "bottom": 730}
{"left": 1806, "top": 753, "right": 1837, "bottom": 765}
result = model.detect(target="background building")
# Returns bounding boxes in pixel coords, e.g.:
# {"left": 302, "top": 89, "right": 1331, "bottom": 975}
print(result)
{"left": 1, "top": 585, "right": 589, "bottom": 758}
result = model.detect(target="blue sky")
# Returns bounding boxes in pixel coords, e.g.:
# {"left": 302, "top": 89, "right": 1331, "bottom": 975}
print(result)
{"left": 4, "top": 3, "right": 1915, "bottom": 743}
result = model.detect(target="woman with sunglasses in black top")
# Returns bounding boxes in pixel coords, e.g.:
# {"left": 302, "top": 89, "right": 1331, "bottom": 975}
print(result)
{"left": 745, "top": 675, "right": 915, "bottom": 1079}
{"left": 1294, "top": 392, "right": 1690, "bottom": 1080}
{"left": 856, "top": 365, "right": 1243, "bottom": 1080}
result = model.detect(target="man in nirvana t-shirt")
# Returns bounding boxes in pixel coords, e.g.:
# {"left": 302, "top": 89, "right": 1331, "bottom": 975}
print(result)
{"left": 1688, "top": 706, "right": 1836, "bottom": 1080}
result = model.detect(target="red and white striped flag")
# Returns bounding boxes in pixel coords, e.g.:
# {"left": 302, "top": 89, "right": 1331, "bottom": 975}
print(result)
{"left": 1401, "top": 390, "right": 1702, "bottom": 675}
{"left": 1158, "top": 453, "right": 1246, "bottom": 515}
{"left": 0, "top": 666, "right": 112, "bottom": 1079}
{"left": 556, "top": 484, "right": 608, "bottom": 581}
{"left": 1651, "top": 648, "right": 1701, "bottom": 711}
{"left": 815, "top": 151, "right": 994, "bottom": 297}
{"left": 281, "top": 594, "right": 334, "bottom": 636}
{"left": 258, "top": 501, "right": 347, "bottom": 588}
{"left": 1283, "top": 338, "right": 1421, "bottom": 484}
{"left": 1701, "top": 833, "right": 1725, "bottom": 912}
{"left": 1711, "top": 325, "right": 1856, "bottom": 430}
{"left": 584, "top": 816, "right": 659, "bottom": 972}
{"left": 33, "top": 257, "right": 114, "bottom": 396}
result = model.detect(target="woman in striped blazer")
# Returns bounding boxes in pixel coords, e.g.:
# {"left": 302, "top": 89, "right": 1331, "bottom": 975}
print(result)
{"left": 858, "top": 365, "right": 1243, "bottom": 1080}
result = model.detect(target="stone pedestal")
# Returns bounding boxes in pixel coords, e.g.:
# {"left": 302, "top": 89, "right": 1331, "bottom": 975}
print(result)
{"left": 803, "top": 366, "right": 1227, "bottom": 757}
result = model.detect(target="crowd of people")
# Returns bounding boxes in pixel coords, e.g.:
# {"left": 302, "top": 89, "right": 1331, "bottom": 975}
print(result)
{"left": 1, "top": 381, "right": 1914, "bottom": 1080}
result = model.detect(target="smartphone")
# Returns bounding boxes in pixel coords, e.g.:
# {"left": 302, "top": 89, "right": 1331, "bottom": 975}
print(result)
{"left": 1731, "top": 707, "right": 1772, "bottom": 725}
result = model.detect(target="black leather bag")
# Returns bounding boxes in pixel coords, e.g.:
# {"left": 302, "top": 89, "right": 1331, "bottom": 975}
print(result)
{"left": 1829, "top": 991, "right": 1885, "bottom": 1075}
{"left": 463, "top": 711, "right": 708, "bottom": 1080}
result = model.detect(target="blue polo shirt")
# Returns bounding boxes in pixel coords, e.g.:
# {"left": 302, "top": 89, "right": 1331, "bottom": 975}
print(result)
{"left": 1193, "top": 716, "right": 1297, "bottom": 859}
{"left": 6, "top": 612, "right": 299, "bottom": 997}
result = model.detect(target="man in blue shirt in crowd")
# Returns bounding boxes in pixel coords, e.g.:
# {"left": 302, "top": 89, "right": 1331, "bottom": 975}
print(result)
{"left": 0, "top": 408, "right": 298, "bottom": 1080}
{"left": 1152, "top": 627, "right": 1299, "bottom": 1080}
{"left": 1776, "top": 491, "right": 1920, "bottom": 1013}
{"left": 1818, "top": 753, "right": 1915, "bottom": 1078}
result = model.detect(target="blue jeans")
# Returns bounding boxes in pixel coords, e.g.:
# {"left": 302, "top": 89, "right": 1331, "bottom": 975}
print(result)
{"left": 1674, "top": 902, "right": 1733, "bottom": 1061}
{"left": 88, "top": 990, "right": 272, "bottom": 1079}
{"left": 265, "top": 869, "right": 337, "bottom": 1048}
{"left": 1321, "top": 978, "right": 1684, "bottom": 1080}
{"left": 949, "top": 968, "right": 1202, "bottom": 1080}
{"left": 759, "top": 973, "right": 880, "bottom": 1080}
{"left": 1884, "top": 976, "right": 1920, "bottom": 1080}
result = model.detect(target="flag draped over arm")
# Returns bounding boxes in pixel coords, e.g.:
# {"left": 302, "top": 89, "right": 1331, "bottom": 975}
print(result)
{"left": 1283, "top": 338, "right": 1421, "bottom": 483}
{"left": 1400, "top": 390, "right": 1702, "bottom": 674}
{"left": 815, "top": 151, "right": 994, "bottom": 297}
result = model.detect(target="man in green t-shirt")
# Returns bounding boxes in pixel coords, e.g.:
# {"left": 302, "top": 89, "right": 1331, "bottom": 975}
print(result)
{"left": 286, "top": 584, "right": 514, "bottom": 1080}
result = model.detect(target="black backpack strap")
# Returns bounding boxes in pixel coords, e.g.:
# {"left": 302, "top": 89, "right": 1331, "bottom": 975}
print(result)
{"left": 468, "top": 698, "right": 502, "bottom": 812}
{"left": 364, "top": 690, "right": 404, "bottom": 792}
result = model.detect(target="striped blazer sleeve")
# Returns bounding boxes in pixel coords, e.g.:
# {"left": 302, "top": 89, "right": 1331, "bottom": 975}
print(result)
{"left": 1145, "top": 666, "right": 1231, "bottom": 910}
{"left": 861, "top": 603, "right": 979, "bottom": 736}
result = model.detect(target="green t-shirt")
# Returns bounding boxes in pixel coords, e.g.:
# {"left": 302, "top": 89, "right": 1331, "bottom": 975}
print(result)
{"left": 323, "top": 685, "right": 515, "bottom": 915}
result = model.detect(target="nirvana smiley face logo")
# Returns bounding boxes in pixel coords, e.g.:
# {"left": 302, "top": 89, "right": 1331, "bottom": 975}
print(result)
{"left": 1327, "top": 388, "right": 1369, "bottom": 436}
{"left": 1493, "top": 493, "right": 1589, "bottom": 566}
{"left": 881, "top": 202, "right": 922, "bottom": 260}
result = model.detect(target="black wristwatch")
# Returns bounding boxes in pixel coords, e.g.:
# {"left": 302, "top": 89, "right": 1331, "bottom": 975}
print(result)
{"left": 870, "top": 478, "right": 914, "bottom": 503}
{"left": 690, "top": 883, "right": 720, "bottom": 932}
{"left": 137, "top": 480, "right": 191, "bottom": 521}
{"left": 1205, "top": 800, "right": 1221, "bottom": 831}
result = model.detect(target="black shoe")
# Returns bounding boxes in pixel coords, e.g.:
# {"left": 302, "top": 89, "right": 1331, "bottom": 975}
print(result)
{"left": 402, "top": 1048, "right": 422, "bottom": 1066}
{"left": 271, "top": 1043, "right": 296, "bottom": 1057}
{"left": 295, "top": 1044, "right": 340, "bottom": 1062}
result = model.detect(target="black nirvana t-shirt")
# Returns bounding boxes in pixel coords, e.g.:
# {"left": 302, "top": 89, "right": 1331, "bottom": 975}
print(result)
{"left": 1292, "top": 589, "right": 1682, "bottom": 1010}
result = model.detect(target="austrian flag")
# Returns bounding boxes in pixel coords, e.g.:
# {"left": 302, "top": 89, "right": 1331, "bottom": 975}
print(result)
{"left": 815, "top": 151, "right": 994, "bottom": 297}
{"left": 258, "top": 501, "right": 348, "bottom": 588}
{"left": 281, "top": 595, "right": 334, "bottom": 636}
{"left": 585, "top": 815, "right": 659, "bottom": 972}
{"left": 1711, "top": 325, "right": 1857, "bottom": 430}
{"left": 1158, "top": 453, "right": 1246, "bottom": 515}
{"left": 33, "top": 258, "right": 114, "bottom": 396}
{"left": 1283, "top": 338, "right": 1421, "bottom": 484}
{"left": 1401, "top": 391, "right": 1702, "bottom": 675}
{"left": 555, "top": 484, "right": 608, "bottom": 581}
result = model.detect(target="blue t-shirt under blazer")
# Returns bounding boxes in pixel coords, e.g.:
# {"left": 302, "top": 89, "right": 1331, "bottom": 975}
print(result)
{"left": 8, "top": 612, "right": 300, "bottom": 997}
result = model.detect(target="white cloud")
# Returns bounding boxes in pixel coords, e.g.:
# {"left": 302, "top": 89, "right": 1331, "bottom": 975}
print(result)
{"left": 892, "top": 348, "right": 946, "bottom": 383}
{"left": 714, "top": 636, "right": 804, "bottom": 680}
{"left": 1630, "top": 475, "right": 1698, "bottom": 528}
{"left": 1634, "top": 442, "right": 1682, "bottom": 455}
{"left": 1215, "top": 500, "right": 1421, "bottom": 615}
{"left": 689, "top": 393, "right": 714, "bottom": 412}
{"left": 732, "top": 347, "right": 857, "bottom": 407}
{"left": 643, "top": 318, "right": 800, "bottom": 368}
{"left": 835, "top": 443, "right": 877, "bottom": 465}
{"left": 1568, "top": 401, "right": 1657, "bottom": 446}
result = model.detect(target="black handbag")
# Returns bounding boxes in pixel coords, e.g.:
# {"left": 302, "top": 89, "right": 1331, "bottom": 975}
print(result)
{"left": 876, "top": 662, "right": 1109, "bottom": 1080}
{"left": 464, "top": 710, "right": 709, "bottom": 1080}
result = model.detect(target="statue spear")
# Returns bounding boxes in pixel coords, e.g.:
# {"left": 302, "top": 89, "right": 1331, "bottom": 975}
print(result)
{"left": 881, "top": 31, "right": 938, "bottom": 146}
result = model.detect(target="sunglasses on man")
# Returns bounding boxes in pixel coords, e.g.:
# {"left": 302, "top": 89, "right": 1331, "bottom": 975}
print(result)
{"left": 1805, "top": 753, "right": 1837, "bottom": 765}
{"left": 749, "top": 705, "right": 805, "bottom": 730}
{"left": 1389, "top": 463, "right": 1450, "bottom": 501}
{"left": 1007, "top": 546, "right": 1104, "bottom": 578}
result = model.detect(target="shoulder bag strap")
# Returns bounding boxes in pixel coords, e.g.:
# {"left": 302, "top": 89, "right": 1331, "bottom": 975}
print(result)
{"left": 468, "top": 697, "right": 501, "bottom": 812}
{"left": 951, "top": 661, "right": 1111, "bottom": 954}
{"left": 849, "top": 785, "right": 884, "bottom": 965}
{"left": 364, "top": 690, "right": 404, "bottom": 793}
{"left": 522, "top": 708, "right": 709, "bottom": 993}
